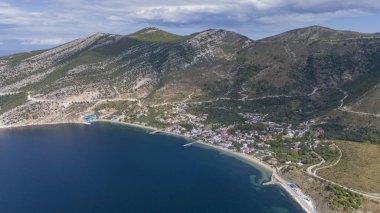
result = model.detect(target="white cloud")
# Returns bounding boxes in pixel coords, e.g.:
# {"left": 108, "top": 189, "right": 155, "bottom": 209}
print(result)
{"left": 0, "top": 0, "right": 380, "bottom": 49}
{"left": 107, "top": 15, "right": 124, "bottom": 21}
{"left": 238, "top": 0, "right": 287, "bottom": 10}
{"left": 131, "top": 4, "right": 234, "bottom": 23}
{"left": 21, "top": 38, "right": 69, "bottom": 45}
{"left": 0, "top": 2, "right": 41, "bottom": 25}
{"left": 258, "top": 9, "right": 371, "bottom": 24}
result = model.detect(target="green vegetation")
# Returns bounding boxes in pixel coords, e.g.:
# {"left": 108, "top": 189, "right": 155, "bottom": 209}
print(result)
{"left": 5, "top": 50, "right": 45, "bottom": 62}
{"left": 195, "top": 87, "right": 343, "bottom": 125}
{"left": 341, "top": 48, "right": 380, "bottom": 104}
{"left": 319, "top": 141, "right": 380, "bottom": 193}
{"left": 128, "top": 28, "right": 190, "bottom": 43}
{"left": 95, "top": 37, "right": 140, "bottom": 56}
{"left": 146, "top": 79, "right": 166, "bottom": 99}
{"left": 187, "top": 106, "right": 245, "bottom": 125}
{"left": 228, "top": 122, "right": 266, "bottom": 134}
{"left": 180, "top": 123, "right": 195, "bottom": 131}
{"left": 314, "top": 144, "right": 340, "bottom": 162}
{"left": 201, "top": 79, "right": 230, "bottom": 98}
{"left": 300, "top": 48, "right": 380, "bottom": 107}
{"left": 28, "top": 50, "right": 108, "bottom": 91}
{"left": 127, "top": 106, "right": 171, "bottom": 129}
{"left": 230, "top": 65, "right": 259, "bottom": 97}
{"left": 232, "top": 142, "right": 243, "bottom": 151}
{"left": 326, "top": 183, "right": 363, "bottom": 211}
{"left": 0, "top": 93, "right": 27, "bottom": 114}
{"left": 95, "top": 100, "right": 136, "bottom": 115}
{"left": 129, "top": 115, "right": 165, "bottom": 128}
{"left": 318, "top": 123, "right": 380, "bottom": 144}
{"left": 343, "top": 71, "right": 380, "bottom": 104}
{"left": 266, "top": 137, "right": 319, "bottom": 165}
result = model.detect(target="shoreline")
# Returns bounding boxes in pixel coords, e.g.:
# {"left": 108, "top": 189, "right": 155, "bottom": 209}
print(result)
{"left": 194, "top": 141, "right": 274, "bottom": 173}
{"left": 95, "top": 119, "right": 316, "bottom": 213}
{"left": 0, "top": 120, "right": 89, "bottom": 130}
{"left": 0, "top": 118, "right": 316, "bottom": 213}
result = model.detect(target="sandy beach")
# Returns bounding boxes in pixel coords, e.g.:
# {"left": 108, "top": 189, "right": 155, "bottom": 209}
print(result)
{"left": 192, "top": 142, "right": 316, "bottom": 213}
{"left": 195, "top": 141, "right": 274, "bottom": 172}
{"left": 93, "top": 119, "right": 316, "bottom": 213}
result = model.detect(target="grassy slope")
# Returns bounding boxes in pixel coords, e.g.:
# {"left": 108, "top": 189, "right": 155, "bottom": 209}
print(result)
{"left": 349, "top": 82, "right": 380, "bottom": 114}
{"left": 4, "top": 50, "right": 46, "bottom": 62}
{"left": 128, "top": 28, "right": 190, "bottom": 43}
{"left": 0, "top": 93, "right": 27, "bottom": 114}
{"left": 318, "top": 140, "right": 380, "bottom": 193}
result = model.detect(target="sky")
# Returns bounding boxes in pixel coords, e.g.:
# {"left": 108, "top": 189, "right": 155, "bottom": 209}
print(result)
{"left": 1, "top": 0, "right": 380, "bottom": 56}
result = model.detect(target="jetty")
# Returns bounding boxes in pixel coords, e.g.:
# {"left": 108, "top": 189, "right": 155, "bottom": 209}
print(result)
{"left": 263, "top": 174, "right": 275, "bottom": 186}
{"left": 149, "top": 130, "right": 161, "bottom": 134}
{"left": 183, "top": 141, "right": 198, "bottom": 147}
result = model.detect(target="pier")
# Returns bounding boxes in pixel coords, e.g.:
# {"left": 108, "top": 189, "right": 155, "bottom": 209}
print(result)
{"left": 149, "top": 130, "right": 161, "bottom": 134}
{"left": 263, "top": 174, "right": 275, "bottom": 186}
{"left": 183, "top": 141, "right": 198, "bottom": 147}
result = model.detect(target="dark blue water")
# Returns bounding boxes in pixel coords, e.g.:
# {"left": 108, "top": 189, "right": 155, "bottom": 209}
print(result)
{"left": 0, "top": 123, "right": 304, "bottom": 213}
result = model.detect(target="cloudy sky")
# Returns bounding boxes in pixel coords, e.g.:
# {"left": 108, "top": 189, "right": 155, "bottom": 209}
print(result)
{"left": 1, "top": 0, "right": 380, "bottom": 55}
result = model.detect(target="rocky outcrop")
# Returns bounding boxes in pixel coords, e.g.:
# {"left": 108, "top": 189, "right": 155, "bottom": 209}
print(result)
{"left": 1, "top": 26, "right": 380, "bottom": 127}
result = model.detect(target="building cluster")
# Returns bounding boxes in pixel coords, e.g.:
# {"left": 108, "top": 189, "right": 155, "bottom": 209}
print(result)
{"left": 160, "top": 111, "right": 322, "bottom": 167}
{"left": 97, "top": 103, "right": 325, "bottom": 169}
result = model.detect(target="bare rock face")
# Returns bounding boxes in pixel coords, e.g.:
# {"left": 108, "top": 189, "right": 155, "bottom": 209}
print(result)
{"left": 1, "top": 26, "right": 380, "bottom": 127}
{"left": 262, "top": 25, "right": 375, "bottom": 43}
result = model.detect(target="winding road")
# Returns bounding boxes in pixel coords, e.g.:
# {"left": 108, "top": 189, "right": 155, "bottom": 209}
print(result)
{"left": 337, "top": 87, "right": 380, "bottom": 118}
{"left": 306, "top": 144, "right": 380, "bottom": 200}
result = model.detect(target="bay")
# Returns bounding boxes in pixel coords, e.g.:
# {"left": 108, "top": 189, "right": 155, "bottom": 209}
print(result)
{"left": 0, "top": 123, "right": 304, "bottom": 213}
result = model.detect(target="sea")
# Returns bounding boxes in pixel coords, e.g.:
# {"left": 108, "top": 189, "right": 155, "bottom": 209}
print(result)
{"left": 0, "top": 122, "right": 304, "bottom": 213}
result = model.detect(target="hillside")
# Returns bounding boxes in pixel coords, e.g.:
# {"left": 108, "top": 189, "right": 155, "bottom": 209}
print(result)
{"left": 318, "top": 140, "right": 380, "bottom": 193}
{"left": 127, "top": 27, "right": 190, "bottom": 42}
{"left": 1, "top": 26, "right": 380, "bottom": 140}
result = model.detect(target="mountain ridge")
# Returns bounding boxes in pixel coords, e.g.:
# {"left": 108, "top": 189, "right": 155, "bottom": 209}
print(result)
{"left": 1, "top": 25, "right": 380, "bottom": 136}
{"left": 260, "top": 25, "right": 377, "bottom": 43}
{"left": 1, "top": 25, "right": 380, "bottom": 213}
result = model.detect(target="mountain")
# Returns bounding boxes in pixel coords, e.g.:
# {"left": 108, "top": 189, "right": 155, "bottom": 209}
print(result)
{"left": 127, "top": 27, "right": 190, "bottom": 42}
{"left": 263, "top": 26, "right": 372, "bottom": 42}
{"left": 1, "top": 26, "right": 380, "bottom": 140}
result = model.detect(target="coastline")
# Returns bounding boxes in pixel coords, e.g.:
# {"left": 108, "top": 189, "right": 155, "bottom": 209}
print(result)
{"left": 0, "top": 118, "right": 316, "bottom": 213}
{"left": 95, "top": 119, "right": 316, "bottom": 213}
{"left": 0, "top": 120, "right": 89, "bottom": 130}
{"left": 93, "top": 119, "right": 159, "bottom": 132}
{"left": 195, "top": 141, "right": 273, "bottom": 173}
{"left": 187, "top": 143, "right": 315, "bottom": 213}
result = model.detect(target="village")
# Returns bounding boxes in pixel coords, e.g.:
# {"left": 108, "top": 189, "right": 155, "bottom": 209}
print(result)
{"left": 91, "top": 101, "right": 328, "bottom": 170}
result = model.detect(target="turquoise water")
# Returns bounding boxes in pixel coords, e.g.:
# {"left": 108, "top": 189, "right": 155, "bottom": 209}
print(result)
{"left": 0, "top": 123, "right": 304, "bottom": 213}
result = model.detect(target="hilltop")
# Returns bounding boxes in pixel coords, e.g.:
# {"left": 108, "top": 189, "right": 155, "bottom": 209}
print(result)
{"left": 1, "top": 26, "right": 380, "bottom": 132}
{"left": 1, "top": 25, "right": 380, "bottom": 212}
{"left": 127, "top": 27, "right": 190, "bottom": 42}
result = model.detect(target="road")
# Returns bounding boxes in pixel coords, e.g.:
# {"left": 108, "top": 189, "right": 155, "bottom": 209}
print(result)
{"left": 306, "top": 151, "right": 325, "bottom": 175}
{"left": 339, "top": 107, "right": 380, "bottom": 118}
{"left": 272, "top": 170, "right": 316, "bottom": 213}
{"left": 337, "top": 87, "right": 380, "bottom": 117}
{"left": 306, "top": 144, "right": 380, "bottom": 200}
{"left": 337, "top": 88, "right": 348, "bottom": 109}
